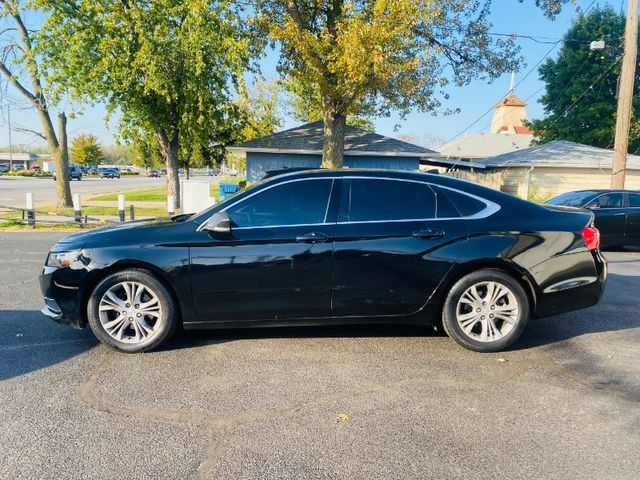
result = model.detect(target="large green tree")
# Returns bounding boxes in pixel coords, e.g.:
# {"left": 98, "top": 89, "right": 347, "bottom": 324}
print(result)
{"left": 258, "top": 0, "right": 525, "bottom": 168}
{"left": 70, "top": 133, "right": 105, "bottom": 166}
{"left": 528, "top": 6, "right": 640, "bottom": 152}
{"left": 0, "top": 0, "right": 72, "bottom": 206}
{"left": 37, "top": 0, "right": 260, "bottom": 207}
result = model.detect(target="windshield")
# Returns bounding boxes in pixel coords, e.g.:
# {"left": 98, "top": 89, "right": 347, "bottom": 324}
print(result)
{"left": 546, "top": 191, "right": 598, "bottom": 207}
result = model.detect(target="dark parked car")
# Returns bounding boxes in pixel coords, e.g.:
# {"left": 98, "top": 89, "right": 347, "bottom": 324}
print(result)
{"left": 147, "top": 169, "right": 160, "bottom": 178}
{"left": 546, "top": 189, "right": 640, "bottom": 248}
{"left": 40, "top": 170, "right": 606, "bottom": 353}
{"left": 100, "top": 168, "right": 120, "bottom": 179}
{"left": 53, "top": 165, "right": 83, "bottom": 181}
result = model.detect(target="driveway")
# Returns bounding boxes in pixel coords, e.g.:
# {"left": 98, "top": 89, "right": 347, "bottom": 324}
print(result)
{"left": 0, "top": 232, "right": 638, "bottom": 479}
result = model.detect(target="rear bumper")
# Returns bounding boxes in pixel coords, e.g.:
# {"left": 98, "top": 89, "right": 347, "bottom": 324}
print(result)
{"left": 533, "top": 250, "right": 607, "bottom": 318}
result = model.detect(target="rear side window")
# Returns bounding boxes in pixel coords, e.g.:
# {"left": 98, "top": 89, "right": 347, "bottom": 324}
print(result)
{"left": 629, "top": 194, "right": 640, "bottom": 207}
{"left": 432, "top": 186, "right": 486, "bottom": 218}
{"left": 340, "top": 179, "right": 436, "bottom": 222}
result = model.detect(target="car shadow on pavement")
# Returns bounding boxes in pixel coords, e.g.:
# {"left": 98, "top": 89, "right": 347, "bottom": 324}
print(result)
{"left": 161, "top": 323, "right": 445, "bottom": 352}
{"left": 0, "top": 310, "right": 97, "bottom": 381}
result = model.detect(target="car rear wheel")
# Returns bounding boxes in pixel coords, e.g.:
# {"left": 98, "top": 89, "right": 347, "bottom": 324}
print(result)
{"left": 442, "top": 269, "right": 529, "bottom": 352}
{"left": 87, "top": 270, "right": 177, "bottom": 353}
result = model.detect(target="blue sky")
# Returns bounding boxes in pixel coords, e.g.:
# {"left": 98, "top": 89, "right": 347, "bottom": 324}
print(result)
{"left": 0, "top": 0, "right": 627, "bottom": 150}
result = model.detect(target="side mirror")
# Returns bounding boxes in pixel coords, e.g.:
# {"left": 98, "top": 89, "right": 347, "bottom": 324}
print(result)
{"left": 202, "top": 211, "right": 233, "bottom": 235}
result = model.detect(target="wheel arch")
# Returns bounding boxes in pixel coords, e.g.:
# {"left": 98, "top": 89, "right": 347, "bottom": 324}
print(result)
{"left": 80, "top": 260, "right": 183, "bottom": 327}
{"left": 430, "top": 258, "right": 538, "bottom": 319}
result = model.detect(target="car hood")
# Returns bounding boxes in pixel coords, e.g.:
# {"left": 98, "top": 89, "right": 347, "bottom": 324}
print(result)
{"left": 53, "top": 217, "right": 182, "bottom": 250}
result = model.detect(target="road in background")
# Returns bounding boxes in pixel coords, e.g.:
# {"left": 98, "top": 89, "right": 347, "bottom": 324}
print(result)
{"left": 0, "top": 233, "right": 638, "bottom": 479}
{"left": 0, "top": 176, "right": 167, "bottom": 207}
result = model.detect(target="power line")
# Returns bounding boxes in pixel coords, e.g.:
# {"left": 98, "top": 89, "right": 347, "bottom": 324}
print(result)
{"left": 546, "top": 54, "right": 622, "bottom": 128}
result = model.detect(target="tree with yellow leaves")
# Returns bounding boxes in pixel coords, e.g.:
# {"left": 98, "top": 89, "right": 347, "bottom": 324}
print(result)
{"left": 258, "top": 0, "right": 525, "bottom": 168}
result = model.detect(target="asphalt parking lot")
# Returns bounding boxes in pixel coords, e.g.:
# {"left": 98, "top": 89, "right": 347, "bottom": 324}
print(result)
{"left": 1, "top": 232, "right": 638, "bottom": 480}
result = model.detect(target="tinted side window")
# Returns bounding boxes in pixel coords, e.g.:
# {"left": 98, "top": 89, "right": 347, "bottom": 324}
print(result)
{"left": 341, "top": 179, "right": 436, "bottom": 222}
{"left": 431, "top": 186, "right": 486, "bottom": 218}
{"left": 629, "top": 194, "right": 640, "bottom": 207}
{"left": 227, "top": 179, "right": 332, "bottom": 227}
{"left": 587, "top": 193, "right": 624, "bottom": 209}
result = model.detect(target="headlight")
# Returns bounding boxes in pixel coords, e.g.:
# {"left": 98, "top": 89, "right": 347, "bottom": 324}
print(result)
{"left": 46, "top": 250, "right": 84, "bottom": 269}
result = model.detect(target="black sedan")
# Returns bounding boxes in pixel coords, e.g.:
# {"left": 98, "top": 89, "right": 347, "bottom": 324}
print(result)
{"left": 546, "top": 189, "right": 640, "bottom": 248}
{"left": 40, "top": 169, "right": 606, "bottom": 353}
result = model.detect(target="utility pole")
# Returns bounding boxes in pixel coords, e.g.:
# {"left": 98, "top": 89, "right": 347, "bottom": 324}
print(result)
{"left": 611, "top": 0, "right": 638, "bottom": 189}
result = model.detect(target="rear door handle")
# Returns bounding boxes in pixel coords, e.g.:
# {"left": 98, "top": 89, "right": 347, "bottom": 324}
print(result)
{"left": 613, "top": 213, "right": 626, "bottom": 216}
{"left": 296, "top": 232, "right": 328, "bottom": 244}
{"left": 412, "top": 228, "right": 445, "bottom": 239}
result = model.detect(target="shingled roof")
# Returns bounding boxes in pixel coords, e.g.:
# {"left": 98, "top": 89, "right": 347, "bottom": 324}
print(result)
{"left": 475, "top": 140, "right": 640, "bottom": 170}
{"left": 230, "top": 121, "right": 436, "bottom": 158}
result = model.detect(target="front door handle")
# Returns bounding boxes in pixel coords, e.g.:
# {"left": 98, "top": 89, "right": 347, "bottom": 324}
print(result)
{"left": 296, "top": 232, "right": 328, "bottom": 244}
{"left": 613, "top": 213, "right": 626, "bottom": 216}
{"left": 412, "top": 228, "right": 445, "bottom": 239}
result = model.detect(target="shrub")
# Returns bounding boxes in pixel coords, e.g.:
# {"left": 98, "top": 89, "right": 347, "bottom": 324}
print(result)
{"left": 6, "top": 170, "right": 53, "bottom": 177}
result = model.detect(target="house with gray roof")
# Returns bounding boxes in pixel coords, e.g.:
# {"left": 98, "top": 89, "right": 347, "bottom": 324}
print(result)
{"left": 435, "top": 132, "right": 534, "bottom": 161}
{"left": 424, "top": 140, "right": 640, "bottom": 200}
{"left": 229, "top": 121, "right": 437, "bottom": 183}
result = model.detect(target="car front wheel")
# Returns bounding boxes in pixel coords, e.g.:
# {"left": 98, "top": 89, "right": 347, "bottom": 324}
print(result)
{"left": 442, "top": 269, "right": 529, "bottom": 352}
{"left": 87, "top": 269, "right": 177, "bottom": 353}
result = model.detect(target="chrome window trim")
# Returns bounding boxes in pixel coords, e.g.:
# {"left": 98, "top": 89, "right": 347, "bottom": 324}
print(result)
{"left": 197, "top": 175, "right": 500, "bottom": 231}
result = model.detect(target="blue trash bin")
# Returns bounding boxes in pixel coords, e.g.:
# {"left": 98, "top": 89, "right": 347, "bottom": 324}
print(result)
{"left": 219, "top": 182, "right": 239, "bottom": 200}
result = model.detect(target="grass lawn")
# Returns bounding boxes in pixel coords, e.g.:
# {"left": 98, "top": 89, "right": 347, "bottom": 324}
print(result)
{"left": 90, "top": 188, "right": 167, "bottom": 202}
{"left": 0, "top": 219, "right": 101, "bottom": 231}
{"left": 1, "top": 205, "right": 168, "bottom": 219}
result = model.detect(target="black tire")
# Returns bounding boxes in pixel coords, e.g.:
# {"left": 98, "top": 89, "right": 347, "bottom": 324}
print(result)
{"left": 87, "top": 269, "right": 177, "bottom": 353}
{"left": 442, "top": 269, "right": 529, "bottom": 353}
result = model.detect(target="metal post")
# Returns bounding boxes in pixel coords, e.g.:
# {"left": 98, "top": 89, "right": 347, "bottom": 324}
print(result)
{"left": 129, "top": 204, "right": 135, "bottom": 221}
{"left": 73, "top": 193, "right": 82, "bottom": 227}
{"left": 167, "top": 195, "right": 175, "bottom": 216}
{"left": 26, "top": 192, "right": 35, "bottom": 228}
{"left": 118, "top": 194, "right": 125, "bottom": 222}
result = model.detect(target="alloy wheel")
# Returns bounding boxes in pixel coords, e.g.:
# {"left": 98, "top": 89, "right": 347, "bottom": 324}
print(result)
{"left": 455, "top": 281, "right": 519, "bottom": 343}
{"left": 98, "top": 281, "right": 163, "bottom": 344}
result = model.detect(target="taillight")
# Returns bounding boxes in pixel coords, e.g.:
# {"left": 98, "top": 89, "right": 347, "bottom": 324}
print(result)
{"left": 581, "top": 227, "right": 600, "bottom": 251}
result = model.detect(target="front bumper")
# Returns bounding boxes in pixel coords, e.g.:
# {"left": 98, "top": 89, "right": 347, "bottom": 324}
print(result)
{"left": 39, "top": 266, "right": 87, "bottom": 329}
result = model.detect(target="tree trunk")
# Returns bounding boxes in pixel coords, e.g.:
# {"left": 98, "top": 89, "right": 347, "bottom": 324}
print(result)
{"left": 56, "top": 113, "right": 72, "bottom": 207}
{"left": 158, "top": 132, "right": 181, "bottom": 209}
{"left": 321, "top": 110, "right": 347, "bottom": 169}
{"left": 35, "top": 106, "right": 72, "bottom": 207}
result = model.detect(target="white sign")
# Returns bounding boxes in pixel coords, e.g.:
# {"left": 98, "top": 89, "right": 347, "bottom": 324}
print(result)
{"left": 180, "top": 180, "right": 216, "bottom": 214}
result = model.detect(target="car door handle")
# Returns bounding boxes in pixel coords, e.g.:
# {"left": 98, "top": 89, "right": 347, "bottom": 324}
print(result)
{"left": 296, "top": 232, "right": 328, "bottom": 244}
{"left": 613, "top": 213, "right": 626, "bottom": 216}
{"left": 412, "top": 228, "right": 445, "bottom": 239}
